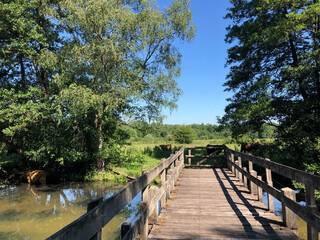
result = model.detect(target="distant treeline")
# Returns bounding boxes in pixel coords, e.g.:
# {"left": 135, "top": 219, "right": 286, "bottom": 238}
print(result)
{"left": 120, "top": 122, "right": 278, "bottom": 143}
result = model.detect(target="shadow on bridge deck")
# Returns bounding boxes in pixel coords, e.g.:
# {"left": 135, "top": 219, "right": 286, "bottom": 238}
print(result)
{"left": 149, "top": 168, "right": 298, "bottom": 240}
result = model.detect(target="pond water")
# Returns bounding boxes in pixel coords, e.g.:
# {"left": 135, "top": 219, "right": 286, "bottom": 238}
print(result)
{"left": 0, "top": 182, "right": 141, "bottom": 240}
{"left": 262, "top": 191, "right": 320, "bottom": 240}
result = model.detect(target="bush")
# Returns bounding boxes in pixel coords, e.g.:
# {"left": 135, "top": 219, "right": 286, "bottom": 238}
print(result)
{"left": 174, "top": 126, "right": 196, "bottom": 144}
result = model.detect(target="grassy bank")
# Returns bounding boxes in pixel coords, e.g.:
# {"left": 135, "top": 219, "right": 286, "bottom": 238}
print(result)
{"left": 0, "top": 138, "right": 262, "bottom": 185}
{"left": 86, "top": 139, "right": 232, "bottom": 183}
{"left": 87, "top": 139, "right": 240, "bottom": 184}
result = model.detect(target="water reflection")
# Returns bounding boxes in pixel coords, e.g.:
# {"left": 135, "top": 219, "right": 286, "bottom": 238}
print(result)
{"left": 262, "top": 191, "right": 319, "bottom": 240}
{"left": 0, "top": 182, "right": 139, "bottom": 240}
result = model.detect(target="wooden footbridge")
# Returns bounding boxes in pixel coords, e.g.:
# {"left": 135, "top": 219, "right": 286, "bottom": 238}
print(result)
{"left": 47, "top": 146, "right": 320, "bottom": 240}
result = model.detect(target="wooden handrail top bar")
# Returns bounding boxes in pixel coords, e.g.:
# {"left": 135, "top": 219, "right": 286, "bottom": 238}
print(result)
{"left": 185, "top": 155, "right": 225, "bottom": 158}
{"left": 227, "top": 148, "right": 320, "bottom": 190}
{"left": 186, "top": 145, "right": 225, "bottom": 150}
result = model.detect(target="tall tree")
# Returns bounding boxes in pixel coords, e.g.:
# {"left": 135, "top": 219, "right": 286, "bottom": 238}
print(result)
{"left": 222, "top": 0, "right": 320, "bottom": 169}
{"left": 0, "top": 0, "right": 195, "bottom": 173}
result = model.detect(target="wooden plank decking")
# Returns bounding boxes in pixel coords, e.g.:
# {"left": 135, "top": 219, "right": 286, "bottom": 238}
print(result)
{"left": 149, "top": 168, "right": 299, "bottom": 240}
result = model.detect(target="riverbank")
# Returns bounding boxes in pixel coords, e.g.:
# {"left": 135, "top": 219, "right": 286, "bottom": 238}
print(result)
{"left": 0, "top": 144, "right": 174, "bottom": 186}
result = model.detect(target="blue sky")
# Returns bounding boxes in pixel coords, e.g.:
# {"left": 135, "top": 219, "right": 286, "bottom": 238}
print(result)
{"left": 163, "top": 0, "right": 233, "bottom": 125}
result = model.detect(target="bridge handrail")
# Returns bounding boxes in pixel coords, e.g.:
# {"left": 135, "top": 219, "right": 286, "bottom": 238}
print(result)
{"left": 227, "top": 148, "right": 320, "bottom": 190}
{"left": 47, "top": 147, "right": 185, "bottom": 240}
{"left": 225, "top": 146, "right": 320, "bottom": 234}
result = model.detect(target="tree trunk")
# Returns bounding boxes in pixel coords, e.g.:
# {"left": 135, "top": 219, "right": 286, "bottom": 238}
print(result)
{"left": 18, "top": 54, "right": 26, "bottom": 90}
{"left": 95, "top": 114, "right": 104, "bottom": 173}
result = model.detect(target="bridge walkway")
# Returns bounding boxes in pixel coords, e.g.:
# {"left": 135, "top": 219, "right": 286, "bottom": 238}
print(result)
{"left": 149, "top": 168, "right": 298, "bottom": 240}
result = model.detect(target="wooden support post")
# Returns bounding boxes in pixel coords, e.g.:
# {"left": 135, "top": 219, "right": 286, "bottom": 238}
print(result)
{"left": 120, "top": 222, "right": 131, "bottom": 239}
{"left": 258, "top": 176, "right": 263, "bottom": 202}
{"left": 180, "top": 152, "right": 185, "bottom": 170}
{"left": 243, "top": 167, "right": 248, "bottom": 188}
{"left": 170, "top": 159, "right": 174, "bottom": 170}
{"left": 238, "top": 157, "right": 243, "bottom": 183}
{"left": 250, "top": 170, "right": 258, "bottom": 195}
{"left": 178, "top": 153, "right": 184, "bottom": 173}
{"left": 141, "top": 170, "right": 149, "bottom": 202}
{"left": 225, "top": 149, "right": 229, "bottom": 170}
{"left": 248, "top": 158, "right": 253, "bottom": 191}
{"left": 167, "top": 169, "right": 174, "bottom": 199}
{"left": 160, "top": 159, "right": 166, "bottom": 209}
{"left": 87, "top": 198, "right": 103, "bottom": 240}
{"left": 149, "top": 186, "right": 159, "bottom": 223}
{"left": 281, "top": 187, "right": 297, "bottom": 229}
{"left": 139, "top": 202, "right": 148, "bottom": 240}
{"left": 249, "top": 160, "right": 253, "bottom": 172}
{"left": 231, "top": 153, "right": 235, "bottom": 175}
{"left": 265, "top": 158, "right": 274, "bottom": 212}
{"left": 305, "top": 185, "right": 319, "bottom": 240}
{"left": 188, "top": 149, "right": 191, "bottom": 166}
{"left": 173, "top": 158, "right": 179, "bottom": 185}
{"left": 235, "top": 160, "right": 239, "bottom": 179}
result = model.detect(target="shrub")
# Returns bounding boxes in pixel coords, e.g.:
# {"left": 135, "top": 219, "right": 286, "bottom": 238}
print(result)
{"left": 174, "top": 126, "right": 196, "bottom": 144}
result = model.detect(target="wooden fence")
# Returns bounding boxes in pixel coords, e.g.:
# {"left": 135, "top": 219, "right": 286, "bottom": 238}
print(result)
{"left": 46, "top": 147, "right": 185, "bottom": 240}
{"left": 185, "top": 145, "right": 225, "bottom": 167}
{"left": 225, "top": 147, "right": 320, "bottom": 240}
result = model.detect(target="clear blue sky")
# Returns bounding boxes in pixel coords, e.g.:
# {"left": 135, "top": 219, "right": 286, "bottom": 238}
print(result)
{"left": 163, "top": 0, "right": 233, "bottom": 125}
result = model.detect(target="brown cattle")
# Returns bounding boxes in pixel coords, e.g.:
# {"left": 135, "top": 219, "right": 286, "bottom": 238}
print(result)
{"left": 241, "top": 143, "right": 264, "bottom": 153}
{"left": 22, "top": 170, "right": 46, "bottom": 185}
{"left": 159, "top": 144, "right": 171, "bottom": 151}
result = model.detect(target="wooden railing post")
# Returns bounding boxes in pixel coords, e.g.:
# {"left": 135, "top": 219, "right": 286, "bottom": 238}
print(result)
{"left": 166, "top": 169, "right": 174, "bottom": 199}
{"left": 170, "top": 155, "right": 174, "bottom": 170}
{"left": 178, "top": 153, "right": 184, "bottom": 173}
{"left": 281, "top": 187, "right": 297, "bottom": 229}
{"left": 265, "top": 158, "right": 274, "bottom": 212}
{"left": 87, "top": 198, "right": 103, "bottom": 240}
{"left": 225, "top": 148, "right": 230, "bottom": 170}
{"left": 139, "top": 202, "right": 148, "bottom": 240}
{"left": 231, "top": 153, "right": 235, "bottom": 175}
{"left": 141, "top": 170, "right": 149, "bottom": 202}
{"left": 247, "top": 159, "right": 255, "bottom": 194}
{"left": 149, "top": 186, "right": 159, "bottom": 223}
{"left": 173, "top": 157, "right": 180, "bottom": 185}
{"left": 258, "top": 176, "right": 263, "bottom": 202}
{"left": 235, "top": 160, "right": 239, "bottom": 179}
{"left": 250, "top": 170, "right": 258, "bottom": 195}
{"left": 188, "top": 149, "right": 191, "bottom": 166}
{"left": 238, "top": 157, "right": 243, "bottom": 183}
{"left": 249, "top": 159, "right": 253, "bottom": 172}
{"left": 243, "top": 167, "right": 248, "bottom": 188}
{"left": 160, "top": 158, "right": 166, "bottom": 209}
{"left": 306, "top": 185, "right": 319, "bottom": 240}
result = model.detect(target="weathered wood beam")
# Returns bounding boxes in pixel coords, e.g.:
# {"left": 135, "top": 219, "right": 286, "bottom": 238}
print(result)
{"left": 227, "top": 158, "right": 320, "bottom": 232}
{"left": 227, "top": 148, "right": 320, "bottom": 190}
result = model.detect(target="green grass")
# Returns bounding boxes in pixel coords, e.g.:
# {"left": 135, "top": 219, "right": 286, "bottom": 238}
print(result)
{"left": 130, "top": 138, "right": 241, "bottom": 151}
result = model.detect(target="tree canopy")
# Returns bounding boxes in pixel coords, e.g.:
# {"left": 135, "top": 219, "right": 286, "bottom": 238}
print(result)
{"left": 222, "top": 0, "right": 320, "bottom": 170}
{"left": 0, "top": 0, "right": 195, "bottom": 175}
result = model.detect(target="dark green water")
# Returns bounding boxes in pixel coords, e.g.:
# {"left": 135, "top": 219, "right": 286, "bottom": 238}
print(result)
{"left": 0, "top": 182, "right": 139, "bottom": 240}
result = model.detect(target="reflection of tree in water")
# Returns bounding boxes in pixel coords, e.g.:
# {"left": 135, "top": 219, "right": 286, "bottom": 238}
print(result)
{"left": 0, "top": 209, "right": 26, "bottom": 222}
{"left": 0, "top": 182, "right": 137, "bottom": 239}
{"left": 24, "top": 182, "right": 125, "bottom": 211}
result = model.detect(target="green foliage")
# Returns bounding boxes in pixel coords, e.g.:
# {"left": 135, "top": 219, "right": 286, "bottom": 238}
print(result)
{"left": 0, "top": 0, "right": 195, "bottom": 180}
{"left": 222, "top": 0, "right": 320, "bottom": 172}
{"left": 174, "top": 126, "right": 196, "bottom": 144}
